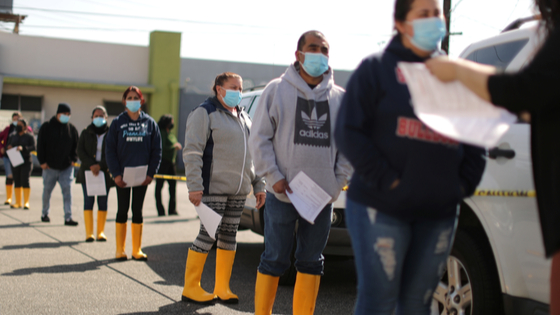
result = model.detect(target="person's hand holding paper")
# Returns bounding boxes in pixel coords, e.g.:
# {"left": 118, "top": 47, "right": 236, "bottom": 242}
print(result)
{"left": 285, "top": 171, "right": 331, "bottom": 224}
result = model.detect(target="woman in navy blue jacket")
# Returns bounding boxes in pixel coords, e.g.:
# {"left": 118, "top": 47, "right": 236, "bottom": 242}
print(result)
{"left": 106, "top": 86, "right": 162, "bottom": 261}
{"left": 334, "top": 0, "right": 486, "bottom": 313}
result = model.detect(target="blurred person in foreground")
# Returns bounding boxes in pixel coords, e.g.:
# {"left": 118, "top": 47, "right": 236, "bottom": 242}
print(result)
{"left": 76, "top": 106, "right": 114, "bottom": 242}
{"left": 106, "top": 86, "right": 161, "bottom": 261}
{"left": 155, "top": 114, "right": 181, "bottom": 216}
{"left": 334, "top": 0, "right": 486, "bottom": 313}
{"left": 249, "top": 31, "right": 352, "bottom": 315}
{"left": 426, "top": 0, "right": 560, "bottom": 312}
{"left": 0, "top": 112, "right": 23, "bottom": 205}
{"left": 6, "top": 118, "right": 35, "bottom": 209}
{"left": 181, "top": 72, "right": 265, "bottom": 304}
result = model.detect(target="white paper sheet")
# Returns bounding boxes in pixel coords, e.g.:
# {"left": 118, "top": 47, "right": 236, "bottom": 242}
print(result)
{"left": 123, "top": 165, "right": 148, "bottom": 187}
{"left": 397, "top": 62, "right": 518, "bottom": 148}
{"left": 85, "top": 171, "right": 107, "bottom": 196}
{"left": 286, "top": 171, "right": 332, "bottom": 224}
{"left": 194, "top": 202, "right": 223, "bottom": 240}
{"left": 6, "top": 147, "right": 24, "bottom": 167}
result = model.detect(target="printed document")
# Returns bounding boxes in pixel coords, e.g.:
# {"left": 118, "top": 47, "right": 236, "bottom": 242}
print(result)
{"left": 286, "top": 171, "right": 331, "bottom": 224}
{"left": 194, "top": 203, "right": 223, "bottom": 240}
{"left": 85, "top": 171, "right": 107, "bottom": 196}
{"left": 397, "top": 62, "right": 517, "bottom": 148}
{"left": 123, "top": 165, "right": 148, "bottom": 187}
{"left": 6, "top": 147, "right": 24, "bottom": 167}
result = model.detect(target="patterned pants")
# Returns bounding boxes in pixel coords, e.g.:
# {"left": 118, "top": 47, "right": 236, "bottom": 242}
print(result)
{"left": 191, "top": 195, "right": 246, "bottom": 254}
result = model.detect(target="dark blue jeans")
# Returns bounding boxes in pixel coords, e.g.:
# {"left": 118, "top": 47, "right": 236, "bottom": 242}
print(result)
{"left": 81, "top": 183, "right": 108, "bottom": 211}
{"left": 258, "top": 192, "right": 332, "bottom": 276}
{"left": 345, "top": 198, "right": 458, "bottom": 315}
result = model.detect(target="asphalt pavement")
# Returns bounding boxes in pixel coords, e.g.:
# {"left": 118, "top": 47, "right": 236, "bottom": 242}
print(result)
{"left": 0, "top": 176, "right": 357, "bottom": 315}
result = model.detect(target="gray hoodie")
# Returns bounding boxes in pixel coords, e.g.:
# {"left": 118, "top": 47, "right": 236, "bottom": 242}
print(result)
{"left": 183, "top": 97, "right": 265, "bottom": 196}
{"left": 249, "top": 63, "right": 352, "bottom": 203}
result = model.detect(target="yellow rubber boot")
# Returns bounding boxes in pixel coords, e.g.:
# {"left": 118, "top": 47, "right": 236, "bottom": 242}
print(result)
{"left": 115, "top": 222, "right": 127, "bottom": 260}
{"left": 97, "top": 211, "right": 107, "bottom": 241}
{"left": 4, "top": 184, "right": 13, "bottom": 205}
{"left": 293, "top": 272, "right": 321, "bottom": 315}
{"left": 10, "top": 187, "right": 22, "bottom": 208}
{"left": 255, "top": 271, "right": 279, "bottom": 315}
{"left": 181, "top": 249, "right": 215, "bottom": 304}
{"left": 131, "top": 223, "right": 147, "bottom": 261}
{"left": 214, "top": 249, "right": 239, "bottom": 303}
{"left": 23, "top": 188, "right": 31, "bottom": 209}
{"left": 84, "top": 210, "right": 94, "bottom": 242}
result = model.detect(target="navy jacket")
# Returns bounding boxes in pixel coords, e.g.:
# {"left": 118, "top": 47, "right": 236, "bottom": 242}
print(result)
{"left": 105, "top": 111, "right": 162, "bottom": 179}
{"left": 335, "top": 36, "right": 486, "bottom": 220}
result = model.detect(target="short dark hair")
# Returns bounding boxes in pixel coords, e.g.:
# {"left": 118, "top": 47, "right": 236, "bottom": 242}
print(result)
{"left": 297, "top": 30, "right": 327, "bottom": 51}
{"left": 536, "top": 0, "right": 560, "bottom": 34}
{"left": 212, "top": 72, "right": 242, "bottom": 96}
{"left": 18, "top": 118, "right": 28, "bottom": 127}
{"left": 12, "top": 112, "right": 22, "bottom": 118}
{"left": 158, "top": 114, "right": 174, "bottom": 130}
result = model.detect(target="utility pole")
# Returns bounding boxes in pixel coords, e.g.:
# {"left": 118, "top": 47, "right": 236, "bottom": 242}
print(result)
{"left": 442, "top": 0, "right": 452, "bottom": 54}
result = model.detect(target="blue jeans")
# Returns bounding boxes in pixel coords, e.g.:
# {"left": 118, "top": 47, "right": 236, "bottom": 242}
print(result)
{"left": 345, "top": 198, "right": 458, "bottom": 315}
{"left": 3, "top": 156, "right": 12, "bottom": 177}
{"left": 258, "top": 192, "right": 332, "bottom": 276}
{"left": 42, "top": 166, "right": 74, "bottom": 220}
{"left": 81, "top": 183, "right": 108, "bottom": 211}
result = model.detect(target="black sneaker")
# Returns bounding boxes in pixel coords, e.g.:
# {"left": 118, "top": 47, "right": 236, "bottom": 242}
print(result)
{"left": 65, "top": 219, "right": 78, "bottom": 226}
{"left": 41, "top": 215, "right": 50, "bottom": 222}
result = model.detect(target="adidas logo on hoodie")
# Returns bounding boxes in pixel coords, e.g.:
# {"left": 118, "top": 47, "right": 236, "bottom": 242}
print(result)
{"left": 294, "top": 97, "right": 331, "bottom": 147}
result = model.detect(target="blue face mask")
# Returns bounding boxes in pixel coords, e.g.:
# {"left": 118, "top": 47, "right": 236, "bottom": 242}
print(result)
{"left": 408, "top": 17, "right": 447, "bottom": 52}
{"left": 222, "top": 89, "right": 242, "bottom": 108}
{"left": 59, "top": 114, "right": 70, "bottom": 124}
{"left": 126, "top": 100, "right": 142, "bottom": 112}
{"left": 93, "top": 117, "right": 107, "bottom": 127}
{"left": 301, "top": 52, "right": 329, "bottom": 77}
{"left": 12, "top": 121, "right": 17, "bottom": 126}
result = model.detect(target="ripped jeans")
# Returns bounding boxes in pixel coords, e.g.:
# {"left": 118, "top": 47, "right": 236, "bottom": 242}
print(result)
{"left": 345, "top": 198, "right": 458, "bottom": 315}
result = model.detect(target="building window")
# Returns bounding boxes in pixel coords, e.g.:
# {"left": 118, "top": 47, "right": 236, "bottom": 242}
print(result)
{"left": 104, "top": 100, "right": 147, "bottom": 116}
{"left": 0, "top": 94, "right": 42, "bottom": 112}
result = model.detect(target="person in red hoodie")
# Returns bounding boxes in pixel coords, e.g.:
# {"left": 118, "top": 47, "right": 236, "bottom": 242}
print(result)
{"left": 0, "top": 112, "right": 23, "bottom": 205}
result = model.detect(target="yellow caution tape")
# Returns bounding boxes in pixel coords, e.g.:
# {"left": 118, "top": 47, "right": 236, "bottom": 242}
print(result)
{"left": 153, "top": 174, "right": 186, "bottom": 181}
{"left": 474, "top": 190, "right": 536, "bottom": 197}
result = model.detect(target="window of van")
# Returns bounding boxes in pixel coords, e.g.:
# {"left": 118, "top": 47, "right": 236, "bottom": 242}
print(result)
{"left": 463, "top": 38, "right": 529, "bottom": 70}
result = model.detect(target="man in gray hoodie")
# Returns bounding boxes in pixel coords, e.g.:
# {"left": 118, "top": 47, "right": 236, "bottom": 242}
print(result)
{"left": 249, "top": 31, "right": 352, "bottom": 315}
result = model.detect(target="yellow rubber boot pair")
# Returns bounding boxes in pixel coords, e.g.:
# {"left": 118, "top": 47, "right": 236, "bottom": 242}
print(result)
{"left": 131, "top": 223, "right": 147, "bottom": 260}
{"left": 293, "top": 272, "right": 321, "bottom": 315}
{"left": 84, "top": 210, "right": 95, "bottom": 242}
{"left": 23, "top": 188, "right": 30, "bottom": 209}
{"left": 4, "top": 184, "right": 13, "bottom": 205}
{"left": 255, "top": 271, "right": 280, "bottom": 315}
{"left": 10, "top": 187, "right": 22, "bottom": 208}
{"left": 97, "top": 211, "right": 107, "bottom": 241}
{"left": 214, "top": 249, "right": 239, "bottom": 303}
{"left": 115, "top": 222, "right": 127, "bottom": 260}
{"left": 181, "top": 249, "right": 215, "bottom": 304}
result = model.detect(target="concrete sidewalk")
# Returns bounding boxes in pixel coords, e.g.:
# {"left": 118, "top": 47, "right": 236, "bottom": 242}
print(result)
{"left": 0, "top": 176, "right": 273, "bottom": 315}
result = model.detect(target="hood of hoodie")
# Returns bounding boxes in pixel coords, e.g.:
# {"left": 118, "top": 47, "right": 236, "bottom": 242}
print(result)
{"left": 282, "top": 61, "right": 335, "bottom": 100}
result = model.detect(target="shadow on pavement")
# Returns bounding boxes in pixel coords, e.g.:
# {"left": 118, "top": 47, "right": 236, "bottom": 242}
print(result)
{"left": 1, "top": 259, "right": 124, "bottom": 276}
{"left": 1, "top": 241, "right": 81, "bottom": 250}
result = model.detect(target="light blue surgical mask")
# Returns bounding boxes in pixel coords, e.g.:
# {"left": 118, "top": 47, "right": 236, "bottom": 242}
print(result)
{"left": 12, "top": 121, "right": 17, "bottom": 126}
{"left": 300, "top": 52, "right": 329, "bottom": 77}
{"left": 93, "top": 117, "right": 106, "bottom": 127}
{"left": 126, "top": 100, "right": 142, "bottom": 112}
{"left": 222, "top": 89, "right": 242, "bottom": 108}
{"left": 59, "top": 114, "right": 70, "bottom": 124}
{"left": 407, "top": 17, "right": 447, "bottom": 52}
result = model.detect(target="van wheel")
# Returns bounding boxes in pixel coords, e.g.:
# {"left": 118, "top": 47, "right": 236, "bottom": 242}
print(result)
{"left": 431, "top": 229, "right": 503, "bottom": 315}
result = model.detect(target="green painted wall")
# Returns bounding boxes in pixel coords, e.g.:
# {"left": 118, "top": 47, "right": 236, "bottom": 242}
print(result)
{"left": 148, "top": 31, "right": 181, "bottom": 135}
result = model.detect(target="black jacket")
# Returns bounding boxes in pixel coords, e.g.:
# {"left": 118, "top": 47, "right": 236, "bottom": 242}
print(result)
{"left": 37, "top": 116, "right": 79, "bottom": 170}
{"left": 488, "top": 20, "right": 560, "bottom": 257}
{"left": 7, "top": 132, "right": 36, "bottom": 163}
{"left": 335, "top": 36, "right": 486, "bottom": 220}
{"left": 76, "top": 123, "right": 114, "bottom": 189}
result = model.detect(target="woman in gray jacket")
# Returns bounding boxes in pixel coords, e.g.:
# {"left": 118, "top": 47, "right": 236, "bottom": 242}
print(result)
{"left": 181, "top": 72, "right": 266, "bottom": 304}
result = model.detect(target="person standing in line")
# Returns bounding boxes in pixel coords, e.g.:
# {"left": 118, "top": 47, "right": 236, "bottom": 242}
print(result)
{"left": 155, "top": 114, "right": 181, "bottom": 216}
{"left": 426, "top": 0, "right": 560, "bottom": 312}
{"left": 106, "top": 86, "right": 161, "bottom": 261}
{"left": 0, "top": 112, "right": 23, "bottom": 205}
{"left": 181, "top": 72, "right": 266, "bottom": 304}
{"left": 37, "top": 103, "right": 79, "bottom": 225}
{"left": 334, "top": 1, "right": 487, "bottom": 314}
{"left": 6, "top": 118, "right": 35, "bottom": 210}
{"left": 76, "top": 106, "right": 114, "bottom": 242}
{"left": 249, "top": 31, "right": 352, "bottom": 315}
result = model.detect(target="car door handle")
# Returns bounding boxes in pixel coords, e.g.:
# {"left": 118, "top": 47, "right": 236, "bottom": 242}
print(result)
{"left": 488, "top": 148, "right": 516, "bottom": 159}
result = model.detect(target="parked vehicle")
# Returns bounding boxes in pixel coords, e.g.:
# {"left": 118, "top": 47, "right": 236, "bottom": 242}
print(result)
{"left": 239, "top": 19, "right": 550, "bottom": 314}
